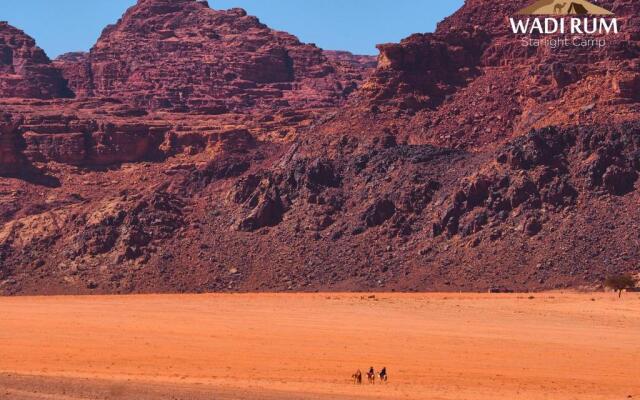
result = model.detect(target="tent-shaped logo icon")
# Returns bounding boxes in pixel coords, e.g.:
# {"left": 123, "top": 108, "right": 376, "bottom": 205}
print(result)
{"left": 517, "top": 0, "right": 614, "bottom": 15}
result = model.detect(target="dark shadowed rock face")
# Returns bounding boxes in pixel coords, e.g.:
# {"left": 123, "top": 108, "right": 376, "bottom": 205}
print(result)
{"left": 363, "top": 199, "right": 396, "bottom": 228}
{"left": 0, "top": 113, "right": 26, "bottom": 175}
{"left": 55, "top": 0, "right": 373, "bottom": 112}
{"left": 52, "top": 52, "right": 93, "bottom": 98}
{"left": 0, "top": 22, "right": 72, "bottom": 99}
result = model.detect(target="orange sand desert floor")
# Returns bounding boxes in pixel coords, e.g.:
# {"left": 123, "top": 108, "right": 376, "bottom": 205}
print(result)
{"left": 0, "top": 293, "right": 639, "bottom": 400}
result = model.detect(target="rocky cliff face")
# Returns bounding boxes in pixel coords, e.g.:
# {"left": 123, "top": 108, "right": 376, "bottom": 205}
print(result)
{"left": 360, "top": 0, "right": 640, "bottom": 149}
{"left": 1, "top": 0, "right": 639, "bottom": 295}
{"left": 0, "top": 22, "right": 72, "bottom": 99}
{"left": 10, "top": 0, "right": 373, "bottom": 171}
{"left": 52, "top": 52, "right": 93, "bottom": 98}
{"left": 56, "top": 0, "right": 372, "bottom": 113}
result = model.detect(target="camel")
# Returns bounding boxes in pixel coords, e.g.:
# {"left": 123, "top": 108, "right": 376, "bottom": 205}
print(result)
{"left": 379, "top": 367, "right": 388, "bottom": 383}
{"left": 554, "top": 2, "right": 567, "bottom": 14}
{"left": 352, "top": 369, "right": 363, "bottom": 385}
{"left": 367, "top": 367, "right": 376, "bottom": 384}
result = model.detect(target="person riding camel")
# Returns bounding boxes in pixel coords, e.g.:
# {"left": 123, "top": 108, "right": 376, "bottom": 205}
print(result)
{"left": 367, "top": 367, "right": 376, "bottom": 383}
{"left": 379, "top": 367, "right": 388, "bottom": 382}
{"left": 352, "top": 369, "right": 363, "bottom": 384}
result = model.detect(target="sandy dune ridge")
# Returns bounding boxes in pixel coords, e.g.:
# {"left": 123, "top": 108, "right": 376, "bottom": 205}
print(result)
{"left": 0, "top": 293, "right": 639, "bottom": 399}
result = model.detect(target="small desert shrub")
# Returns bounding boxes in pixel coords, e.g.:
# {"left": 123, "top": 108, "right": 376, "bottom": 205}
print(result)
{"left": 604, "top": 275, "right": 637, "bottom": 298}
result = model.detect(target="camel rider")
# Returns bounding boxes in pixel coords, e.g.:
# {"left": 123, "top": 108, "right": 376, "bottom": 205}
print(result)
{"left": 380, "top": 367, "right": 387, "bottom": 381}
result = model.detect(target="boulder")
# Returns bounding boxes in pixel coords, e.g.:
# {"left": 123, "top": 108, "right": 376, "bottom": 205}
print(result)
{"left": 238, "top": 193, "right": 285, "bottom": 231}
{"left": 603, "top": 165, "right": 638, "bottom": 195}
{"left": 363, "top": 199, "right": 396, "bottom": 227}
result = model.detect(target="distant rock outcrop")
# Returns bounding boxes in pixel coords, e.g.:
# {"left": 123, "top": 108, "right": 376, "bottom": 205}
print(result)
{"left": 55, "top": 0, "right": 373, "bottom": 113}
{"left": 0, "top": 22, "right": 72, "bottom": 99}
{"left": 354, "top": 0, "right": 640, "bottom": 150}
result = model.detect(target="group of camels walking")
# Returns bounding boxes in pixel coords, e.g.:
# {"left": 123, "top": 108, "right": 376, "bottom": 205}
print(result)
{"left": 352, "top": 367, "right": 388, "bottom": 385}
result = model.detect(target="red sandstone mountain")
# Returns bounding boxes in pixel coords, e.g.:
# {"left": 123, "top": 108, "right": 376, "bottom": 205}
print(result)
{"left": 0, "top": 22, "right": 71, "bottom": 99}
{"left": 56, "top": 0, "right": 371, "bottom": 113}
{"left": 1, "top": 0, "right": 639, "bottom": 295}
{"left": 2, "top": 0, "right": 373, "bottom": 171}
